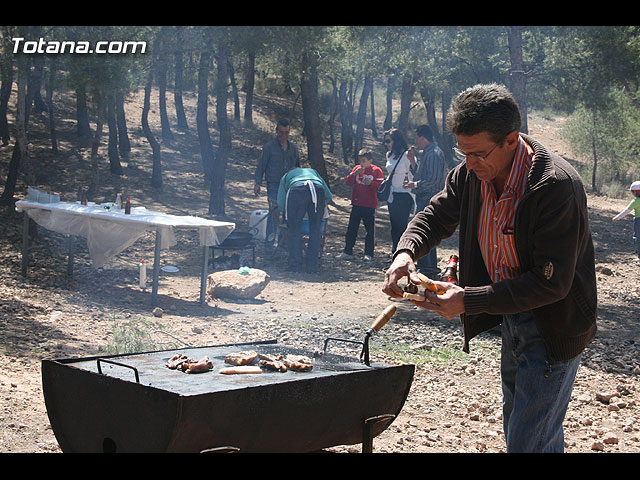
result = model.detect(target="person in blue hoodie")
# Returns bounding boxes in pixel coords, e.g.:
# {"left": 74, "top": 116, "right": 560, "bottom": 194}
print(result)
{"left": 277, "top": 168, "right": 332, "bottom": 273}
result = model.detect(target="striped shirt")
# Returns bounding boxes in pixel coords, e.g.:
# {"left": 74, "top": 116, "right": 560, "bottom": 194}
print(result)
{"left": 478, "top": 136, "right": 534, "bottom": 283}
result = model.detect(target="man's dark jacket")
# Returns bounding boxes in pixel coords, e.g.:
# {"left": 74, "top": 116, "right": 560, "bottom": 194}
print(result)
{"left": 396, "top": 134, "right": 597, "bottom": 362}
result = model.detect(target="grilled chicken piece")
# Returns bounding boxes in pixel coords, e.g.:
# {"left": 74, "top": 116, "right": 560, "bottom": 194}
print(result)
{"left": 283, "top": 354, "right": 313, "bottom": 372}
{"left": 224, "top": 350, "right": 259, "bottom": 366}
{"left": 166, "top": 354, "right": 190, "bottom": 370}
{"left": 166, "top": 354, "right": 213, "bottom": 373}
{"left": 185, "top": 356, "right": 213, "bottom": 374}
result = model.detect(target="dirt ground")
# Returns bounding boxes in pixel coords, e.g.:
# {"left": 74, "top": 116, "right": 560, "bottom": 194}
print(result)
{"left": 0, "top": 88, "right": 639, "bottom": 453}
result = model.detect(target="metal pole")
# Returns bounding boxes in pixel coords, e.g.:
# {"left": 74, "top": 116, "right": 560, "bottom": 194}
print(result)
{"left": 200, "top": 245, "right": 210, "bottom": 304}
{"left": 152, "top": 228, "right": 161, "bottom": 307}
{"left": 67, "top": 235, "right": 74, "bottom": 276}
{"left": 21, "top": 212, "right": 29, "bottom": 276}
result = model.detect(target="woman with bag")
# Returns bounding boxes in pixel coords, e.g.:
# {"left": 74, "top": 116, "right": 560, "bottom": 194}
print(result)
{"left": 383, "top": 128, "right": 415, "bottom": 253}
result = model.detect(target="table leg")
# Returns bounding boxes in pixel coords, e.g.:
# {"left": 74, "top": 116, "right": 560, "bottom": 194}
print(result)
{"left": 152, "top": 228, "right": 161, "bottom": 307}
{"left": 200, "top": 245, "right": 210, "bottom": 304}
{"left": 67, "top": 235, "right": 75, "bottom": 276}
{"left": 21, "top": 212, "right": 29, "bottom": 276}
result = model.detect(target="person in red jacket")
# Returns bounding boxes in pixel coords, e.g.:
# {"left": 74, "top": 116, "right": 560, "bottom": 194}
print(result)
{"left": 337, "top": 149, "right": 384, "bottom": 260}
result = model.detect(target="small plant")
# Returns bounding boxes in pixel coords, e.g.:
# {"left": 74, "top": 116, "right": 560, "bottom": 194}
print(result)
{"left": 372, "top": 339, "right": 498, "bottom": 367}
{"left": 100, "top": 314, "right": 164, "bottom": 355}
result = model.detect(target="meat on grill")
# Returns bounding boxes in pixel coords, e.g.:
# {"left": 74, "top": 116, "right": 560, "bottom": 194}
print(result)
{"left": 166, "top": 354, "right": 213, "bottom": 374}
{"left": 283, "top": 354, "right": 313, "bottom": 372}
{"left": 224, "top": 350, "right": 259, "bottom": 366}
{"left": 258, "top": 353, "right": 288, "bottom": 372}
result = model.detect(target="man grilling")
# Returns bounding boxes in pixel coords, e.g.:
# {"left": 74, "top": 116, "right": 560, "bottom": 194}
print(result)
{"left": 382, "top": 83, "right": 597, "bottom": 453}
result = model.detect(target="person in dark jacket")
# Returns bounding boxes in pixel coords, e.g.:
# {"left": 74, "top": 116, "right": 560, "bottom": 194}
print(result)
{"left": 254, "top": 119, "right": 300, "bottom": 250}
{"left": 382, "top": 83, "right": 597, "bottom": 453}
{"left": 406, "top": 125, "right": 447, "bottom": 277}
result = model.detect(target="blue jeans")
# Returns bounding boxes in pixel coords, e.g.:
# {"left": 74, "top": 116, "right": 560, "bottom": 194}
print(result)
{"left": 388, "top": 192, "right": 414, "bottom": 253}
{"left": 634, "top": 217, "right": 640, "bottom": 260}
{"left": 415, "top": 194, "right": 439, "bottom": 277}
{"left": 344, "top": 205, "right": 375, "bottom": 257}
{"left": 265, "top": 182, "right": 281, "bottom": 247}
{"left": 286, "top": 184, "right": 325, "bottom": 273}
{"left": 500, "top": 311, "right": 581, "bottom": 453}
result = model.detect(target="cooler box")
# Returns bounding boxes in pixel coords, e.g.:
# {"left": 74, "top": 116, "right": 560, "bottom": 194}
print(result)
{"left": 248, "top": 209, "right": 269, "bottom": 240}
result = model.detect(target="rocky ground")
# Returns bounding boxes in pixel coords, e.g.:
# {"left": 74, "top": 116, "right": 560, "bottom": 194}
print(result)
{"left": 0, "top": 89, "right": 638, "bottom": 454}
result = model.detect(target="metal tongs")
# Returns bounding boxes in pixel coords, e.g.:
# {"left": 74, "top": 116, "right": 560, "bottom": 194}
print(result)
{"left": 323, "top": 304, "right": 397, "bottom": 366}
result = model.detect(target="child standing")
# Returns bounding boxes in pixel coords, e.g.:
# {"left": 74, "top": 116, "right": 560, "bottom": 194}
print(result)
{"left": 337, "top": 149, "right": 384, "bottom": 260}
{"left": 612, "top": 181, "right": 640, "bottom": 262}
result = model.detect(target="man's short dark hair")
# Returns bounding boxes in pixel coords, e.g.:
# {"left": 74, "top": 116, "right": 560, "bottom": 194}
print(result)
{"left": 446, "top": 83, "right": 521, "bottom": 143}
{"left": 277, "top": 119, "right": 290, "bottom": 129}
{"left": 416, "top": 124, "right": 434, "bottom": 142}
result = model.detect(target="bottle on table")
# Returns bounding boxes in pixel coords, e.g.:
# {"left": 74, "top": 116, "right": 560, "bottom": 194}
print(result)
{"left": 139, "top": 259, "right": 147, "bottom": 290}
{"left": 125, "top": 196, "right": 131, "bottom": 214}
{"left": 440, "top": 255, "right": 459, "bottom": 285}
{"left": 115, "top": 193, "right": 122, "bottom": 209}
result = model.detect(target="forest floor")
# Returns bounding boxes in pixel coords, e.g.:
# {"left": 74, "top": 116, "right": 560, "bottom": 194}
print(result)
{"left": 0, "top": 87, "right": 639, "bottom": 454}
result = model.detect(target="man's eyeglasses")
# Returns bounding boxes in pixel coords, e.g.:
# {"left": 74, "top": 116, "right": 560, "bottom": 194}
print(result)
{"left": 453, "top": 142, "right": 500, "bottom": 162}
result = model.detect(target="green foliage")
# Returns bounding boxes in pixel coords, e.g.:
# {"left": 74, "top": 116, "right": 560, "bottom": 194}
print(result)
{"left": 100, "top": 314, "right": 165, "bottom": 355}
{"left": 372, "top": 338, "right": 498, "bottom": 367}
{"left": 562, "top": 87, "right": 640, "bottom": 195}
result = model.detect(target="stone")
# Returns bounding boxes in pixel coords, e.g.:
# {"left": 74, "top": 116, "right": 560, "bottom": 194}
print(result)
{"left": 207, "top": 268, "right": 270, "bottom": 299}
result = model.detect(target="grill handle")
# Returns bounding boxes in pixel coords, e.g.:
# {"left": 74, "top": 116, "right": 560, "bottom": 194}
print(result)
{"left": 365, "top": 304, "right": 397, "bottom": 336}
{"left": 96, "top": 359, "right": 140, "bottom": 384}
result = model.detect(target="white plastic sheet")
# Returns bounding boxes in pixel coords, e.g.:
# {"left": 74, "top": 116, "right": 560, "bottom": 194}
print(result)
{"left": 15, "top": 201, "right": 235, "bottom": 268}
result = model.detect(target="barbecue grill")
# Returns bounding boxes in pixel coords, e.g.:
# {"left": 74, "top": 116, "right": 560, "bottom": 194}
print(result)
{"left": 42, "top": 338, "right": 414, "bottom": 453}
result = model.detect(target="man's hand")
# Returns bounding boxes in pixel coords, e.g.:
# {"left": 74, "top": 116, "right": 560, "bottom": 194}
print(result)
{"left": 253, "top": 184, "right": 261, "bottom": 196}
{"left": 411, "top": 281, "right": 465, "bottom": 320}
{"left": 382, "top": 252, "right": 417, "bottom": 299}
{"left": 383, "top": 251, "right": 465, "bottom": 320}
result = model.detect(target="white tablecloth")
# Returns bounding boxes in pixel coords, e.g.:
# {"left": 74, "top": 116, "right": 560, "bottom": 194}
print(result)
{"left": 16, "top": 200, "right": 235, "bottom": 268}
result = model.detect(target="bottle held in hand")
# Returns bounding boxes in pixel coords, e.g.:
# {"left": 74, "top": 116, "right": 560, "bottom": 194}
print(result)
{"left": 440, "top": 255, "right": 459, "bottom": 285}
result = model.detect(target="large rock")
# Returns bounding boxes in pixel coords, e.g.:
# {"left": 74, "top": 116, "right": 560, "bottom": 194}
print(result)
{"left": 207, "top": 268, "right": 270, "bottom": 299}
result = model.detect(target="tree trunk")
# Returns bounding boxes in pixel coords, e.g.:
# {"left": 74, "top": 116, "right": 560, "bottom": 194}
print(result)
{"left": 591, "top": 110, "right": 598, "bottom": 192}
{"left": 507, "top": 26, "right": 528, "bottom": 134}
{"left": 0, "top": 56, "right": 12, "bottom": 146}
{"left": 369, "top": 79, "right": 377, "bottom": 138}
{"left": 87, "top": 98, "right": 104, "bottom": 200}
{"left": 142, "top": 63, "right": 163, "bottom": 190}
{"left": 209, "top": 35, "right": 232, "bottom": 216}
{"left": 398, "top": 74, "right": 414, "bottom": 137}
{"left": 243, "top": 50, "right": 255, "bottom": 125}
{"left": 173, "top": 26, "right": 189, "bottom": 130}
{"left": 45, "top": 58, "right": 58, "bottom": 154}
{"left": 28, "top": 31, "right": 48, "bottom": 114}
{"left": 354, "top": 75, "right": 372, "bottom": 162}
{"left": 76, "top": 86, "right": 91, "bottom": 139}
{"left": 0, "top": 61, "right": 29, "bottom": 205}
{"left": 106, "top": 94, "right": 123, "bottom": 175}
{"left": 116, "top": 92, "right": 131, "bottom": 161}
{"left": 384, "top": 74, "right": 394, "bottom": 131}
{"left": 196, "top": 47, "right": 215, "bottom": 182}
{"left": 338, "top": 81, "right": 353, "bottom": 164}
{"left": 227, "top": 58, "right": 241, "bottom": 122}
{"left": 327, "top": 77, "right": 338, "bottom": 153}
{"left": 300, "top": 50, "right": 328, "bottom": 184}
{"left": 441, "top": 90, "right": 456, "bottom": 168}
{"left": 157, "top": 27, "right": 174, "bottom": 142}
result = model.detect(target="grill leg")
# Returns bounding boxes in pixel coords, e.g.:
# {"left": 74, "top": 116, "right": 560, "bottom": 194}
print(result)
{"left": 362, "top": 414, "right": 395, "bottom": 453}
